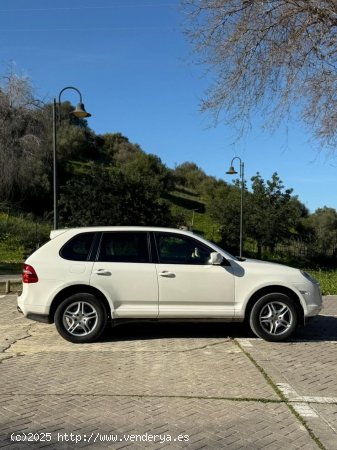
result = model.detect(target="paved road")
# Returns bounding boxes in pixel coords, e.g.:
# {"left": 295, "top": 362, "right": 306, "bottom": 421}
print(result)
{"left": 0, "top": 294, "right": 337, "bottom": 449}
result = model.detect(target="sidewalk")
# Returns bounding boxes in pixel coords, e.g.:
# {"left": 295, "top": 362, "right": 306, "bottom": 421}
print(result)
{"left": 0, "top": 295, "right": 336, "bottom": 449}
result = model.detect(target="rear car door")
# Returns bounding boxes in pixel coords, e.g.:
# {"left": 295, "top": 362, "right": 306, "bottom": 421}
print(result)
{"left": 90, "top": 231, "right": 159, "bottom": 318}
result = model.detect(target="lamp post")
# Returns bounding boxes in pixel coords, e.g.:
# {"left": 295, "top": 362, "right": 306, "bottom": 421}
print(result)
{"left": 53, "top": 87, "right": 91, "bottom": 229}
{"left": 226, "top": 156, "right": 245, "bottom": 258}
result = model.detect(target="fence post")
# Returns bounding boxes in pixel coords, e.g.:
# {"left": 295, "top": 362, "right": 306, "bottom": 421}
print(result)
{"left": 5, "top": 280, "right": 10, "bottom": 294}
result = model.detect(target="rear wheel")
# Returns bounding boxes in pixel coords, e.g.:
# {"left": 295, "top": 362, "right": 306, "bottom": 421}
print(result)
{"left": 249, "top": 293, "right": 298, "bottom": 342}
{"left": 55, "top": 293, "right": 107, "bottom": 343}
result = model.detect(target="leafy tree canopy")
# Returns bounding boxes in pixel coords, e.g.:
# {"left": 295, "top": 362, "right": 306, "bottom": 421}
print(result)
{"left": 305, "top": 207, "right": 337, "bottom": 254}
{"left": 247, "top": 172, "right": 305, "bottom": 256}
{"left": 59, "top": 164, "right": 175, "bottom": 227}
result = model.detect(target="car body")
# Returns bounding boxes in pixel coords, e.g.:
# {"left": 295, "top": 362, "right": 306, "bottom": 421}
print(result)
{"left": 17, "top": 226, "right": 322, "bottom": 343}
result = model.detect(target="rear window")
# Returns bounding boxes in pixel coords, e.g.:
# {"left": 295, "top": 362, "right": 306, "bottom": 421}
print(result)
{"left": 60, "top": 233, "right": 96, "bottom": 261}
{"left": 98, "top": 232, "right": 149, "bottom": 263}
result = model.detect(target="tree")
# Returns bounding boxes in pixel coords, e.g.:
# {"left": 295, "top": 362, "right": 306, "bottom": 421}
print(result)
{"left": 121, "top": 151, "right": 175, "bottom": 194}
{"left": 59, "top": 164, "right": 175, "bottom": 227}
{"left": 305, "top": 207, "right": 337, "bottom": 256}
{"left": 0, "top": 71, "right": 49, "bottom": 210}
{"left": 247, "top": 173, "right": 304, "bottom": 257}
{"left": 206, "top": 180, "right": 244, "bottom": 254}
{"left": 174, "top": 162, "right": 208, "bottom": 191}
{"left": 185, "top": 0, "right": 337, "bottom": 146}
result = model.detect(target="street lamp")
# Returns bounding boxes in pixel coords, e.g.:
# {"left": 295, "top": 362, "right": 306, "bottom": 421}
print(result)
{"left": 226, "top": 156, "right": 245, "bottom": 258}
{"left": 53, "top": 87, "right": 91, "bottom": 229}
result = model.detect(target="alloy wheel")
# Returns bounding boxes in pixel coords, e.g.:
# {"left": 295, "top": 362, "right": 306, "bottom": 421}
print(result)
{"left": 62, "top": 301, "right": 99, "bottom": 336}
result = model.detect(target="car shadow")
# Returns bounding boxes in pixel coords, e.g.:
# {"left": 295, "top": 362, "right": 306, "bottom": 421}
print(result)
{"left": 99, "top": 315, "right": 337, "bottom": 344}
{"left": 100, "top": 320, "right": 254, "bottom": 343}
{"left": 292, "top": 315, "right": 337, "bottom": 342}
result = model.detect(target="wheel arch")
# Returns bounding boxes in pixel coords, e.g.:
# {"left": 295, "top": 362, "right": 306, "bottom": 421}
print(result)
{"left": 244, "top": 285, "right": 304, "bottom": 324}
{"left": 49, "top": 285, "right": 111, "bottom": 323}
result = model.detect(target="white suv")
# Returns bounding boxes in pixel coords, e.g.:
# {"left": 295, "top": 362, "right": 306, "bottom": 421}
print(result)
{"left": 18, "top": 227, "right": 322, "bottom": 343}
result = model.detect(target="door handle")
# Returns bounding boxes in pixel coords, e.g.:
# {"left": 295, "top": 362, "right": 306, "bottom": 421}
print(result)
{"left": 94, "top": 269, "right": 111, "bottom": 276}
{"left": 159, "top": 271, "right": 175, "bottom": 278}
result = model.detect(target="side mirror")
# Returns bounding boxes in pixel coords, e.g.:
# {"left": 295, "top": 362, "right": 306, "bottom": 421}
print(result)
{"left": 209, "top": 252, "right": 223, "bottom": 265}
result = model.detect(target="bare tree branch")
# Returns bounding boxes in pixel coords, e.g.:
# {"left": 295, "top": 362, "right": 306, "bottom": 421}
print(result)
{"left": 0, "top": 71, "right": 48, "bottom": 203}
{"left": 184, "top": 0, "right": 337, "bottom": 146}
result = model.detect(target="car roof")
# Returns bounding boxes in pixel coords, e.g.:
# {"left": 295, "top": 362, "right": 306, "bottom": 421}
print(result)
{"left": 50, "top": 226, "right": 195, "bottom": 240}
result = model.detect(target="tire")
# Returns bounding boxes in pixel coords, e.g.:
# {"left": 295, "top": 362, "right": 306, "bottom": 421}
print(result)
{"left": 55, "top": 293, "right": 107, "bottom": 343}
{"left": 249, "top": 293, "right": 298, "bottom": 342}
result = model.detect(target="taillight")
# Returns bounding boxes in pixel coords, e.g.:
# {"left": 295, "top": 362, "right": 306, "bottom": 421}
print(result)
{"left": 22, "top": 264, "right": 39, "bottom": 283}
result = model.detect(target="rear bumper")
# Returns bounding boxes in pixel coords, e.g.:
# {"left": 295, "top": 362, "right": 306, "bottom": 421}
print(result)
{"left": 17, "top": 288, "right": 51, "bottom": 318}
{"left": 27, "top": 313, "right": 52, "bottom": 324}
{"left": 17, "top": 305, "right": 52, "bottom": 323}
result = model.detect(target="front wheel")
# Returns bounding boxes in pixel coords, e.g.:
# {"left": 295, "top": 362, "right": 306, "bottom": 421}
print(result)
{"left": 249, "top": 293, "right": 298, "bottom": 342}
{"left": 55, "top": 293, "right": 107, "bottom": 343}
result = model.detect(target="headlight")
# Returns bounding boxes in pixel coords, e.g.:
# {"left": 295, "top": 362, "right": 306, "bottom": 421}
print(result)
{"left": 300, "top": 270, "right": 318, "bottom": 284}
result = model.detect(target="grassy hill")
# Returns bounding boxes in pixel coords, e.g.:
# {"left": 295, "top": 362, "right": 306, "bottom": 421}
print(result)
{"left": 165, "top": 187, "right": 220, "bottom": 242}
{"left": 0, "top": 187, "right": 219, "bottom": 269}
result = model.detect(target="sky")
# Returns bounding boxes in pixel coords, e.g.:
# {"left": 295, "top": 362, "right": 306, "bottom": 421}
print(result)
{"left": 1, "top": 0, "right": 337, "bottom": 213}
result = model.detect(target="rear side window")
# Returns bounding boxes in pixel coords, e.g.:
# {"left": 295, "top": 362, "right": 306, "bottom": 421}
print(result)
{"left": 60, "top": 233, "right": 96, "bottom": 261}
{"left": 98, "top": 232, "right": 149, "bottom": 263}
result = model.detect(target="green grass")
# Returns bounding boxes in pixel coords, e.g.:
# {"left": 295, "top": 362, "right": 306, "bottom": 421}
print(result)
{"left": 0, "top": 242, "right": 24, "bottom": 263}
{"left": 167, "top": 188, "right": 221, "bottom": 241}
{"left": 0, "top": 210, "right": 50, "bottom": 270}
{"left": 307, "top": 270, "right": 337, "bottom": 295}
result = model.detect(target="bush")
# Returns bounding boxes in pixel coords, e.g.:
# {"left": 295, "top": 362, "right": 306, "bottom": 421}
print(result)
{"left": 307, "top": 270, "right": 337, "bottom": 296}
{"left": 0, "top": 211, "right": 50, "bottom": 262}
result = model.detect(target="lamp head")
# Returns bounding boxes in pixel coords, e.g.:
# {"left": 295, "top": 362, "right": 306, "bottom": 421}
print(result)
{"left": 72, "top": 102, "right": 91, "bottom": 118}
{"left": 226, "top": 166, "right": 238, "bottom": 175}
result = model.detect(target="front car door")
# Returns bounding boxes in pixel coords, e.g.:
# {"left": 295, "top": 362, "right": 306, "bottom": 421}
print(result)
{"left": 90, "top": 231, "right": 158, "bottom": 318}
{"left": 154, "top": 232, "right": 235, "bottom": 318}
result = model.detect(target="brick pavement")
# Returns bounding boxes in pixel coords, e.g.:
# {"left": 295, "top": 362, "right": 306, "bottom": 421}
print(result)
{"left": 0, "top": 294, "right": 336, "bottom": 449}
{"left": 236, "top": 296, "right": 337, "bottom": 450}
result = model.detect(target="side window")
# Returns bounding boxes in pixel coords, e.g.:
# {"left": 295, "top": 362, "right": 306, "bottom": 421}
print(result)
{"left": 60, "top": 233, "right": 95, "bottom": 261}
{"left": 98, "top": 232, "right": 149, "bottom": 263}
{"left": 155, "top": 233, "right": 212, "bottom": 265}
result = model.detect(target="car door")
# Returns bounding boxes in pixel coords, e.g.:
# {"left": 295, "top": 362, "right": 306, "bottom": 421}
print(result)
{"left": 90, "top": 231, "right": 158, "bottom": 318}
{"left": 154, "top": 232, "right": 235, "bottom": 318}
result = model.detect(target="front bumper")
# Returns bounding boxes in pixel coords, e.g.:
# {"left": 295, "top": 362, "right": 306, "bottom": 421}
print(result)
{"left": 298, "top": 282, "right": 322, "bottom": 317}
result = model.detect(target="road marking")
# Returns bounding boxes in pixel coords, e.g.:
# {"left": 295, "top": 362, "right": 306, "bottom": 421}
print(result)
{"left": 292, "top": 403, "right": 318, "bottom": 418}
{"left": 277, "top": 383, "right": 337, "bottom": 414}
{"left": 277, "top": 383, "right": 303, "bottom": 400}
{"left": 236, "top": 339, "right": 253, "bottom": 347}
